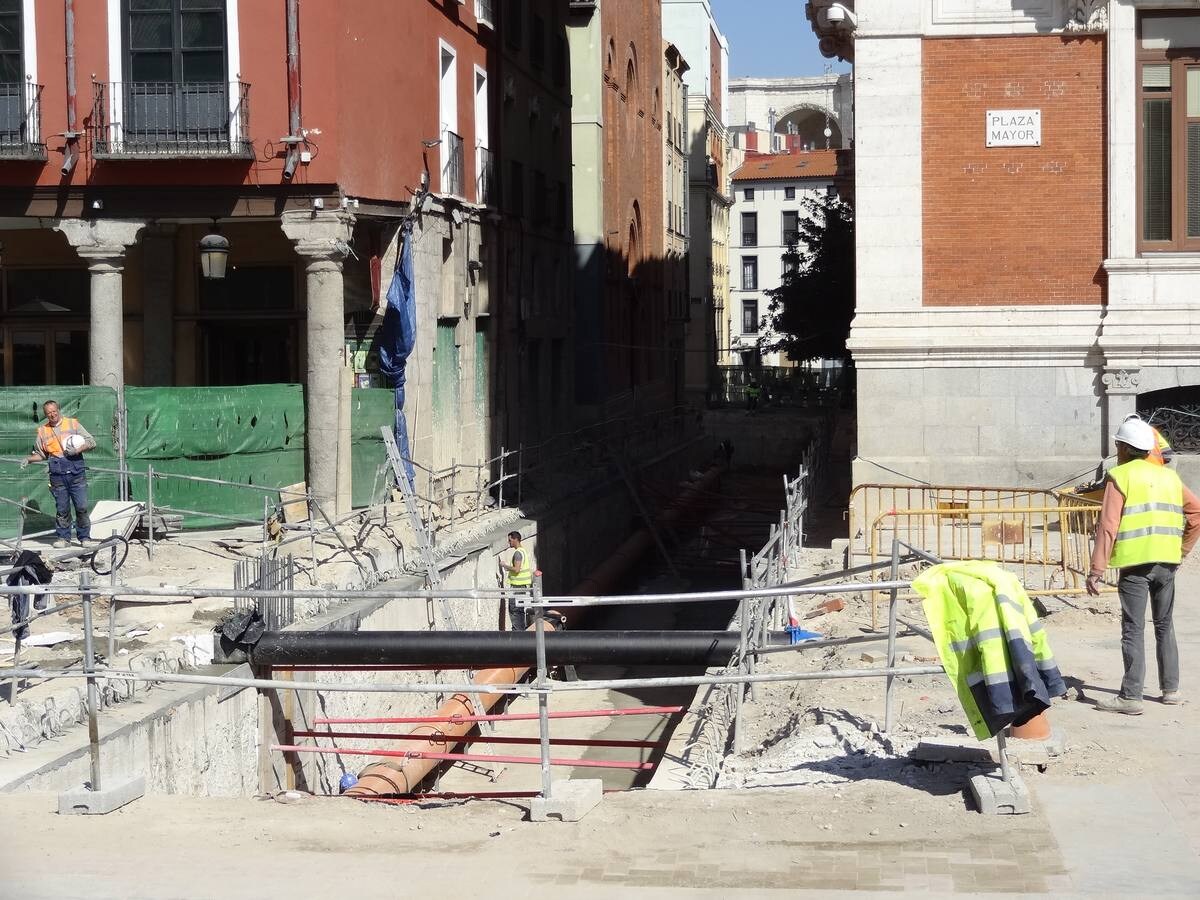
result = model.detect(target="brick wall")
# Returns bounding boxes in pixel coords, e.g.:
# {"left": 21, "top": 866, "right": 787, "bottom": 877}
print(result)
{"left": 922, "top": 36, "right": 1105, "bottom": 306}
{"left": 601, "top": 0, "right": 666, "bottom": 392}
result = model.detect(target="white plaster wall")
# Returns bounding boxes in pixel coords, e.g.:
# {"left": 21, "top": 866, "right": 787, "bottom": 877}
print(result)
{"left": 729, "top": 175, "right": 835, "bottom": 365}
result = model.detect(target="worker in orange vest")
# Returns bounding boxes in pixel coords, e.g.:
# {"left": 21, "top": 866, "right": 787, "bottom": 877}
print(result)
{"left": 22, "top": 400, "right": 97, "bottom": 548}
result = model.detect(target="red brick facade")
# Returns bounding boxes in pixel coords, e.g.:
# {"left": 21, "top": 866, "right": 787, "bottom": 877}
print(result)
{"left": 922, "top": 36, "right": 1106, "bottom": 307}
{"left": 602, "top": 0, "right": 666, "bottom": 392}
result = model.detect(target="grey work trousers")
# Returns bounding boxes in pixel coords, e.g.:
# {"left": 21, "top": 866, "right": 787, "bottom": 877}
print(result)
{"left": 1117, "top": 562, "right": 1180, "bottom": 700}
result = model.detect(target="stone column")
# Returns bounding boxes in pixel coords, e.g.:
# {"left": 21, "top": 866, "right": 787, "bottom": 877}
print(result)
{"left": 55, "top": 219, "right": 146, "bottom": 390}
{"left": 281, "top": 210, "right": 355, "bottom": 515}
{"left": 1102, "top": 368, "right": 1141, "bottom": 456}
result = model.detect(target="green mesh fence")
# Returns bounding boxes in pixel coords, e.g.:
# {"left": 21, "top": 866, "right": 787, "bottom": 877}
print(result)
{"left": 0, "top": 387, "right": 120, "bottom": 534}
{"left": 123, "top": 384, "right": 307, "bottom": 529}
{"left": 349, "top": 389, "right": 396, "bottom": 509}
{"left": 0, "top": 385, "right": 394, "bottom": 535}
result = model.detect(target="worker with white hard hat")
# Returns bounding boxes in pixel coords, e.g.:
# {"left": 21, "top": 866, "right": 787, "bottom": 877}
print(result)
{"left": 22, "top": 400, "right": 97, "bottom": 548}
{"left": 1086, "top": 415, "right": 1200, "bottom": 714}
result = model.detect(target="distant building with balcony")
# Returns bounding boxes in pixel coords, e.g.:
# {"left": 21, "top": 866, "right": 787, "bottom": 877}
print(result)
{"left": 729, "top": 149, "right": 849, "bottom": 369}
{"left": 0, "top": 0, "right": 497, "bottom": 512}
{"left": 663, "top": 41, "right": 690, "bottom": 403}
{"left": 662, "top": 0, "right": 732, "bottom": 403}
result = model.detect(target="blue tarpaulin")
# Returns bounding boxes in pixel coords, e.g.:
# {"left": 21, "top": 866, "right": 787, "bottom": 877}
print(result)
{"left": 376, "top": 226, "right": 418, "bottom": 486}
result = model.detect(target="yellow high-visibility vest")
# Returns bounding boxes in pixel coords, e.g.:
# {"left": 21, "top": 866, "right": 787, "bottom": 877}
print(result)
{"left": 508, "top": 547, "right": 533, "bottom": 587}
{"left": 1107, "top": 458, "right": 1185, "bottom": 569}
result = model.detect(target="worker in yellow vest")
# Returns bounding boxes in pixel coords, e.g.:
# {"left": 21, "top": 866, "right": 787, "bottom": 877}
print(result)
{"left": 502, "top": 531, "right": 535, "bottom": 630}
{"left": 1087, "top": 416, "right": 1200, "bottom": 714}
{"left": 22, "top": 400, "right": 97, "bottom": 548}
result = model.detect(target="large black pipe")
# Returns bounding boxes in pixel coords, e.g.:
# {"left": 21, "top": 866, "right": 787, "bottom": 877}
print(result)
{"left": 247, "top": 630, "right": 791, "bottom": 668}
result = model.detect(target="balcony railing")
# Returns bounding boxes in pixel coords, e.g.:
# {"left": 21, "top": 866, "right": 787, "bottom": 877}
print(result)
{"left": 476, "top": 144, "right": 495, "bottom": 206}
{"left": 90, "top": 80, "right": 252, "bottom": 159}
{"left": 0, "top": 81, "right": 45, "bottom": 160}
{"left": 441, "top": 129, "right": 464, "bottom": 197}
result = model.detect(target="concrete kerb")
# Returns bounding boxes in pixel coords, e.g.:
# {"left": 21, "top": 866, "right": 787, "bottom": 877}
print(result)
{"left": 529, "top": 778, "right": 603, "bottom": 822}
{"left": 58, "top": 775, "right": 145, "bottom": 815}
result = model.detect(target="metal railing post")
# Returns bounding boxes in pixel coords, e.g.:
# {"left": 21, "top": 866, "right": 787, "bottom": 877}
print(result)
{"left": 517, "top": 443, "right": 524, "bottom": 508}
{"left": 498, "top": 446, "right": 505, "bottom": 509}
{"left": 733, "top": 549, "right": 748, "bottom": 754}
{"left": 145, "top": 465, "right": 154, "bottom": 561}
{"left": 883, "top": 538, "right": 901, "bottom": 735}
{"left": 81, "top": 571, "right": 102, "bottom": 791}
{"left": 107, "top": 542, "right": 118, "bottom": 664}
{"left": 533, "top": 573, "right": 552, "bottom": 801}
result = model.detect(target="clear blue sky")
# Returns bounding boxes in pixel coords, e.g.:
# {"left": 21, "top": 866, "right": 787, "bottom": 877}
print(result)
{"left": 711, "top": 0, "right": 851, "bottom": 79}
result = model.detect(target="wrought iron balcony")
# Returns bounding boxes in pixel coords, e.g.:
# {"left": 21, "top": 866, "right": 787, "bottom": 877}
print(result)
{"left": 0, "top": 82, "right": 46, "bottom": 160}
{"left": 441, "top": 129, "right": 465, "bottom": 198}
{"left": 90, "top": 81, "right": 253, "bottom": 159}
{"left": 476, "top": 145, "right": 495, "bottom": 206}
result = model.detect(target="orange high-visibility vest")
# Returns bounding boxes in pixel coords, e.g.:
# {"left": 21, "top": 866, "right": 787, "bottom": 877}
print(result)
{"left": 37, "top": 418, "right": 82, "bottom": 457}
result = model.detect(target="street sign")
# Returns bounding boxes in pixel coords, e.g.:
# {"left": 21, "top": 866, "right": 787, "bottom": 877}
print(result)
{"left": 985, "top": 109, "right": 1042, "bottom": 148}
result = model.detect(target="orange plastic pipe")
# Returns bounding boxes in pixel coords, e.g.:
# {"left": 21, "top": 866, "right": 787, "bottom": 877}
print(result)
{"left": 345, "top": 624, "right": 553, "bottom": 797}
{"left": 345, "top": 462, "right": 725, "bottom": 797}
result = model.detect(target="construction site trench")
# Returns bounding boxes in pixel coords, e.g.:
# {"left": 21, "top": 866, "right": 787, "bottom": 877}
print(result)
{"left": 1, "top": 407, "right": 829, "bottom": 802}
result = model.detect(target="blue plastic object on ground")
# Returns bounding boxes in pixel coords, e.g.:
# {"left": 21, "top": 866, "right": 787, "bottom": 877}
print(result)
{"left": 339, "top": 773, "right": 359, "bottom": 793}
{"left": 787, "top": 626, "right": 822, "bottom": 644}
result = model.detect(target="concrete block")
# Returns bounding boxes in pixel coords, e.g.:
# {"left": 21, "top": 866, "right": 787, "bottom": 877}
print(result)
{"left": 912, "top": 737, "right": 996, "bottom": 765}
{"left": 58, "top": 776, "right": 145, "bottom": 815}
{"left": 1004, "top": 727, "right": 1068, "bottom": 766}
{"left": 969, "top": 770, "right": 1032, "bottom": 816}
{"left": 530, "top": 779, "right": 603, "bottom": 823}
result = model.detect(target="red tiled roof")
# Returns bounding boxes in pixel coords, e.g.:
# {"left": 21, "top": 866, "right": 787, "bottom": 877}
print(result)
{"left": 732, "top": 149, "right": 845, "bottom": 182}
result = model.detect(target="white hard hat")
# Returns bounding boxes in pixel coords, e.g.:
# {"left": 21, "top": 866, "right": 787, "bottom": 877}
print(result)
{"left": 1113, "top": 415, "right": 1155, "bottom": 452}
{"left": 62, "top": 433, "right": 87, "bottom": 455}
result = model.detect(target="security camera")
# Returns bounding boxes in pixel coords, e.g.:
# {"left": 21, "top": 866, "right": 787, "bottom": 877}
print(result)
{"left": 825, "top": 4, "right": 857, "bottom": 28}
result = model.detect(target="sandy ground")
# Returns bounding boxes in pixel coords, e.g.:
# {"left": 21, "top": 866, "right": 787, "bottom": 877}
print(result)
{"left": 4, "top": 553, "right": 1197, "bottom": 897}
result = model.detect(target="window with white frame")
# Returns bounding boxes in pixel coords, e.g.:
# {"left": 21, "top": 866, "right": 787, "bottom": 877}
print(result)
{"left": 439, "top": 41, "right": 462, "bottom": 196}
{"left": 741, "top": 256, "right": 757, "bottom": 291}
{"left": 741, "top": 299, "right": 758, "bottom": 334}
{"left": 475, "top": 0, "right": 494, "bottom": 30}
{"left": 1138, "top": 11, "right": 1200, "bottom": 251}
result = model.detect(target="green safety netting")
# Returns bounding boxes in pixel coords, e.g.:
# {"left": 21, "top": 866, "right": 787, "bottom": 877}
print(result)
{"left": 0, "top": 385, "right": 394, "bottom": 535}
{"left": 0, "top": 387, "right": 120, "bottom": 534}
{"left": 349, "top": 388, "right": 397, "bottom": 509}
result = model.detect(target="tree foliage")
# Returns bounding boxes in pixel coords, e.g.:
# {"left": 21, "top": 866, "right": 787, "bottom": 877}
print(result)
{"left": 765, "top": 193, "right": 854, "bottom": 363}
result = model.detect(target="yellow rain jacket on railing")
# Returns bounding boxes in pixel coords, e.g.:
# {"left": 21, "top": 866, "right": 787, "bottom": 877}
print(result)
{"left": 912, "top": 560, "right": 1065, "bottom": 740}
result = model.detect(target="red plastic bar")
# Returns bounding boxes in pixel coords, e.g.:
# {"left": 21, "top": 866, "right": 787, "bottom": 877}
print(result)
{"left": 271, "top": 744, "right": 654, "bottom": 771}
{"left": 291, "top": 729, "right": 667, "bottom": 750}
{"left": 313, "top": 705, "right": 683, "bottom": 726}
